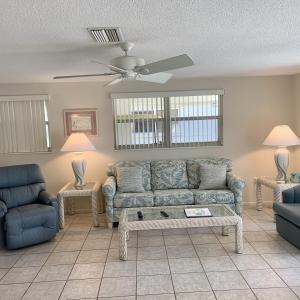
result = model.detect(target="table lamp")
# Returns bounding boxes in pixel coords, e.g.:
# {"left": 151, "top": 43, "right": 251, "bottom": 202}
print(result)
{"left": 61, "top": 133, "right": 96, "bottom": 187}
{"left": 263, "top": 125, "right": 300, "bottom": 182}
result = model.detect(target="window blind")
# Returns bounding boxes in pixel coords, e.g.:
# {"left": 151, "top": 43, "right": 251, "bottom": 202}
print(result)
{"left": 112, "top": 90, "right": 223, "bottom": 150}
{"left": 0, "top": 95, "right": 51, "bottom": 153}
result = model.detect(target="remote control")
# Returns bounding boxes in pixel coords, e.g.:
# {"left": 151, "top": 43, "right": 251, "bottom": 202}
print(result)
{"left": 160, "top": 211, "right": 169, "bottom": 218}
{"left": 137, "top": 211, "right": 143, "bottom": 220}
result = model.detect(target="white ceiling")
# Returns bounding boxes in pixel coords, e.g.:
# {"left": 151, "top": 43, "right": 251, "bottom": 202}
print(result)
{"left": 1, "top": 0, "right": 300, "bottom": 83}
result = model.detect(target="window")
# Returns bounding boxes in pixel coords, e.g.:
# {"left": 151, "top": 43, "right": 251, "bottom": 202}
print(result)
{"left": 112, "top": 90, "right": 223, "bottom": 150}
{"left": 0, "top": 95, "right": 51, "bottom": 153}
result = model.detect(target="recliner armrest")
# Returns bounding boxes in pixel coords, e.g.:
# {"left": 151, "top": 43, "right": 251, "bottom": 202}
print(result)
{"left": 38, "top": 191, "right": 58, "bottom": 206}
{"left": 282, "top": 186, "right": 300, "bottom": 203}
{"left": 0, "top": 200, "right": 7, "bottom": 217}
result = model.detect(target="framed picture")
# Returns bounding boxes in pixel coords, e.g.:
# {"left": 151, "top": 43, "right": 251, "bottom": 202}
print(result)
{"left": 64, "top": 109, "right": 98, "bottom": 136}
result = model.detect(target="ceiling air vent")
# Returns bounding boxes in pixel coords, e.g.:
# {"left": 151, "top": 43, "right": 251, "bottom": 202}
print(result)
{"left": 87, "top": 27, "right": 123, "bottom": 43}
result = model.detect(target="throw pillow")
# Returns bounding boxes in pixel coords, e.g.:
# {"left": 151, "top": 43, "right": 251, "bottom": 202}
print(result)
{"left": 198, "top": 163, "right": 227, "bottom": 190}
{"left": 116, "top": 166, "right": 145, "bottom": 193}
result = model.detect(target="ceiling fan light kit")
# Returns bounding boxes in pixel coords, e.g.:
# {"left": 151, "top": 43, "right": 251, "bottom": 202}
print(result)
{"left": 54, "top": 39, "right": 194, "bottom": 86}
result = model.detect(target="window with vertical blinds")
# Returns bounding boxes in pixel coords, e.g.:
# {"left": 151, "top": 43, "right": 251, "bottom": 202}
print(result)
{"left": 0, "top": 95, "right": 51, "bottom": 153}
{"left": 112, "top": 90, "right": 224, "bottom": 150}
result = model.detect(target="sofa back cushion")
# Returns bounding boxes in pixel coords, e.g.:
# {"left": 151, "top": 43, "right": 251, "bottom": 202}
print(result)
{"left": 0, "top": 164, "right": 45, "bottom": 209}
{"left": 187, "top": 158, "right": 232, "bottom": 189}
{"left": 151, "top": 160, "right": 188, "bottom": 190}
{"left": 107, "top": 161, "right": 151, "bottom": 191}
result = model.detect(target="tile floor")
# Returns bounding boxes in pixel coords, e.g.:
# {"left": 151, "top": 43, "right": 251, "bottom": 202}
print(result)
{"left": 0, "top": 207, "right": 299, "bottom": 299}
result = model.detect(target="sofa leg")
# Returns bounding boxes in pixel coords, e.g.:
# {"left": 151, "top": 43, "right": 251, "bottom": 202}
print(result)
{"left": 107, "top": 222, "right": 113, "bottom": 229}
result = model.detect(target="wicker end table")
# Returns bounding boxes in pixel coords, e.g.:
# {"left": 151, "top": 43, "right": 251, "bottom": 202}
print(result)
{"left": 57, "top": 181, "right": 101, "bottom": 229}
{"left": 118, "top": 204, "right": 243, "bottom": 260}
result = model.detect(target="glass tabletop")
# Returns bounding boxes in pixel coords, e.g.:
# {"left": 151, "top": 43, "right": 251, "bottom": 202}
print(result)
{"left": 126, "top": 205, "right": 234, "bottom": 222}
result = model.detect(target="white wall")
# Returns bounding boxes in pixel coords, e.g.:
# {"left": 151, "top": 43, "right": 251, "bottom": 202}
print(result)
{"left": 0, "top": 75, "right": 294, "bottom": 210}
{"left": 292, "top": 74, "right": 300, "bottom": 170}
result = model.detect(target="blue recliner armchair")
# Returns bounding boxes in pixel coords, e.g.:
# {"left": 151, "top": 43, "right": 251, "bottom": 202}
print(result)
{"left": 273, "top": 186, "right": 300, "bottom": 249}
{"left": 0, "top": 164, "right": 59, "bottom": 249}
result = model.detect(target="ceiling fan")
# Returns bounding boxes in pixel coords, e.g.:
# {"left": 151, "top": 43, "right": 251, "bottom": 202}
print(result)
{"left": 53, "top": 42, "right": 194, "bottom": 86}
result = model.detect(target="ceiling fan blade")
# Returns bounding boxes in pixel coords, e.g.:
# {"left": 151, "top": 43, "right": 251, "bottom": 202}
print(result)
{"left": 91, "top": 60, "right": 127, "bottom": 73}
{"left": 104, "top": 75, "right": 123, "bottom": 87}
{"left": 135, "top": 54, "right": 194, "bottom": 75}
{"left": 136, "top": 72, "right": 172, "bottom": 84}
{"left": 53, "top": 73, "right": 116, "bottom": 79}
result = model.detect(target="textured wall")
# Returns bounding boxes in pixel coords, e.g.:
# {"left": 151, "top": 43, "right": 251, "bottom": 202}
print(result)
{"left": 0, "top": 76, "right": 294, "bottom": 211}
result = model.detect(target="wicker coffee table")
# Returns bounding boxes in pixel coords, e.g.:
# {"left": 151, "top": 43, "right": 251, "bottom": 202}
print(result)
{"left": 118, "top": 204, "right": 243, "bottom": 260}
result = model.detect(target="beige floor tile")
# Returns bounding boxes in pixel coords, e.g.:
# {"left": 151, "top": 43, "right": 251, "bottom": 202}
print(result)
{"left": 242, "top": 220, "right": 262, "bottom": 232}
{"left": 0, "top": 266, "right": 40, "bottom": 284}
{"left": 275, "top": 268, "right": 300, "bottom": 286}
{"left": 137, "top": 259, "right": 170, "bottom": 275}
{"left": 22, "top": 280, "right": 65, "bottom": 300}
{"left": 241, "top": 269, "right": 286, "bottom": 288}
{"left": 137, "top": 274, "right": 173, "bottom": 295}
{"left": 54, "top": 240, "right": 84, "bottom": 252}
{"left": 62, "top": 231, "right": 88, "bottom": 241}
{"left": 99, "top": 276, "right": 136, "bottom": 297}
{"left": 164, "top": 234, "right": 192, "bottom": 246}
{"left": 0, "top": 255, "right": 21, "bottom": 268}
{"left": 107, "top": 247, "right": 137, "bottom": 261}
{"left": 262, "top": 253, "right": 300, "bottom": 268}
{"left": 61, "top": 278, "right": 101, "bottom": 299}
{"left": 201, "top": 256, "right": 237, "bottom": 272}
{"left": 138, "top": 229, "right": 162, "bottom": 236}
{"left": 244, "top": 231, "right": 273, "bottom": 242}
{"left": 99, "top": 297, "right": 135, "bottom": 300}
{"left": 138, "top": 246, "right": 167, "bottom": 260}
{"left": 291, "top": 287, "right": 300, "bottom": 297}
{"left": 166, "top": 245, "right": 197, "bottom": 259}
{"left": 0, "top": 282, "right": 30, "bottom": 300}
{"left": 214, "top": 289, "right": 256, "bottom": 300}
{"left": 0, "top": 268, "right": 9, "bottom": 279}
{"left": 195, "top": 243, "right": 227, "bottom": 257}
{"left": 34, "top": 264, "right": 73, "bottom": 282}
{"left": 251, "top": 241, "right": 287, "bottom": 254}
{"left": 137, "top": 294, "right": 175, "bottom": 299}
{"left": 138, "top": 235, "right": 164, "bottom": 247}
{"left": 207, "top": 270, "right": 249, "bottom": 290}
{"left": 82, "top": 239, "right": 110, "bottom": 250}
{"left": 163, "top": 228, "right": 188, "bottom": 235}
{"left": 265, "top": 230, "right": 285, "bottom": 241}
{"left": 104, "top": 261, "right": 136, "bottom": 277}
{"left": 223, "top": 242, "right": 257, "bottom": 255}
{"left": 110, "top": 237, "right": 137, "bottom": 248}
{"left": 25, "top": 241, "right": 57, "bottom": 254}
{"left": 14, "top": 253, "right": 49, "bottom": 267}
{"left": 231, "top": 254, "right": 270, "bottom": 270}
{"left": 169, "top": 257, "right": 203, "bottom": 274}
{"left": 176, "top": 291, "right": 216, "bottom": 299}
{"left": 69, "top": 263, "right": 104, "bottom": 279}
{"left": 253, "top": 287, "right": 298, "bottom": 300}
{"left": 45, "top": 251, "right": 79, "bottom": 265}
{"left": 172, "top": 272, "right": 211, "bottom": 293}
{"left": 188, "top": 227, "right": 213, "bottom": 234}
{"left": 77, "top": 249, "right": 108, "bottom": 263}
{"left": 191, "top": 233, "right": 219, "bottom": 245}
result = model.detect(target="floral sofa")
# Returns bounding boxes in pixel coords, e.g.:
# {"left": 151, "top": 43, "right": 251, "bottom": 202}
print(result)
{"left": 102, "top": 158, "right": 245, "bottom": 227}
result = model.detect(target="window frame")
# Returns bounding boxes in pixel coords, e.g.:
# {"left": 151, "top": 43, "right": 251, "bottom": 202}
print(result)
{"left": 112, "top": 90, "right": 224, "bottom": 150}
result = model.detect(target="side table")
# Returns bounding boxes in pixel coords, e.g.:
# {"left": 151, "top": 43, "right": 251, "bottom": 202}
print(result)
{"left": 57, "top": 181, "right": 101, "bottom": 229}
{"left": 254, "top": 177, "right": 300, "bottom": 211}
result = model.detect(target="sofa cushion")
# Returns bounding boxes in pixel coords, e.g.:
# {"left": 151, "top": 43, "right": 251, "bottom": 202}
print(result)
{"left": 151, "top": 160, "right": 188, "bottom": 190}
{"left": 273, "top": 203, "right": 300, "bottom": 227}
{"left": 108, "top": 161, "right": 151, "bottom": 191}
{"left": 198, "top": 164, "right": 227, "bottom": 190}
{"left": 116, "top": 166, "right": 145, "bottom": 193}
{"left": 191, "top": 189, "right": 235, "bottom": 205}
{"left": 153, "top": 189, "right": 194, "bottom": 206}
{"left": 114, "top": 191, "right": 154, "bottom": 208}
{"left": 187, "top": 158, "right": 232, "bottom": 189}
{"left": 5, "top": 204, "right": 57, "bottom": 249}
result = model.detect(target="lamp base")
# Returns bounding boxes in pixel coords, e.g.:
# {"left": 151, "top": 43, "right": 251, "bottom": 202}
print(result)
{"left": 72, "top": 159, "right": 86, "bottom": 187}
{"left": 274, "top": 147, "right": 289, "bottom": 182}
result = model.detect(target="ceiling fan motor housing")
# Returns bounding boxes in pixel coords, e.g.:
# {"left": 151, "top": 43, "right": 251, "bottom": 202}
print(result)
{"left": 110, "top": 56, "right": 145, "bottom": 71}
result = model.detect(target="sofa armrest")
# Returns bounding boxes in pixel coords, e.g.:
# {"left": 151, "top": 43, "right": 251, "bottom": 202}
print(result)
{"left": 227, "top": 173, "right": 246, "bottom": 216}
{"left": 38, "top": 191, "right": 58, "bottom": 207}
{"left": 0, "top": 200, "right": 7, "bottom": 218}
{"left": 102, "top": 176, "right": 117, "bottom": 224}
{"left": 282, "top": 186, "right": 300, "bottom": 203}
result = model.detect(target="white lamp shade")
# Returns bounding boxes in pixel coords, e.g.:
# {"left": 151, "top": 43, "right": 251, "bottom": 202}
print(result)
{"left": 263, "top": 125, "right": 300, "bottom": 147}
{"left": 61, "top": 133, "right": 96, "bottom": 152}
